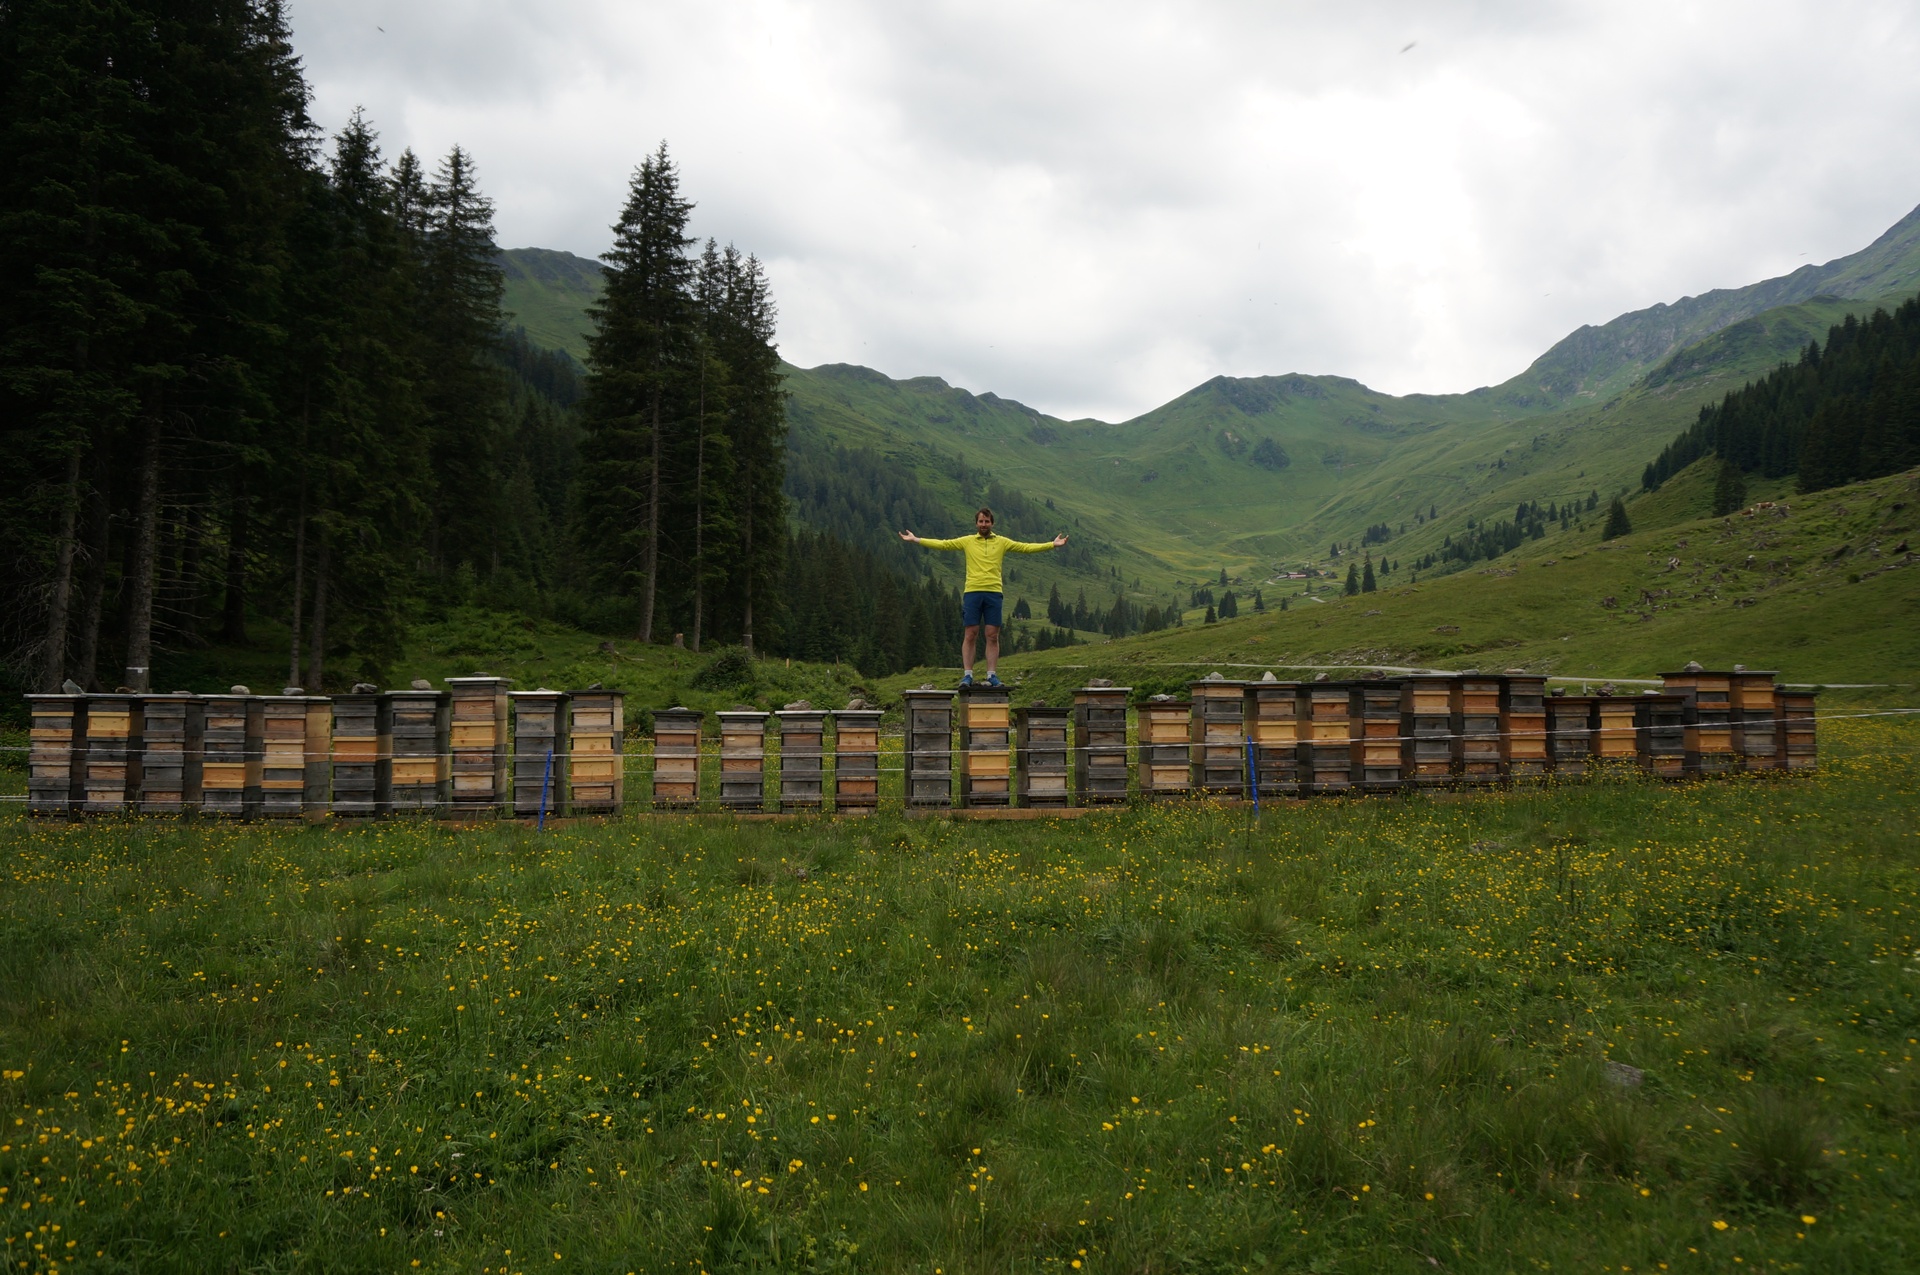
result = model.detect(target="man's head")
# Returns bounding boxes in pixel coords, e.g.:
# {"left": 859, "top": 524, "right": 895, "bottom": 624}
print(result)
{"left": 975, "top": 507, "right": 994, "bottom": 537}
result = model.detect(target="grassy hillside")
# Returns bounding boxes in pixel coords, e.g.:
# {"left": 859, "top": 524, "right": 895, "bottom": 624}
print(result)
{"left": 878, "top": 466, "right": 1920, "bottom": 707}
{"left": 498, "top": 247, "right": 604, "bottom": 359}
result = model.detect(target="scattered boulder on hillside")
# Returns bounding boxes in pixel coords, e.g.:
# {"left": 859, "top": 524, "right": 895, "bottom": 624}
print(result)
{"left": 230, "top": 684, "right": 250, "bottom": 694}
{"left": 410, "top": 678, "right": 432, "bottom": 690}
{"left": 783, "top": 699, "right": 812, "bottom": 711}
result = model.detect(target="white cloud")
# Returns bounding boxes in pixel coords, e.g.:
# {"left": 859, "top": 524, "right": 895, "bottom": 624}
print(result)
{"left": 291, "top": 0, "right": 1920, "bottom": 420}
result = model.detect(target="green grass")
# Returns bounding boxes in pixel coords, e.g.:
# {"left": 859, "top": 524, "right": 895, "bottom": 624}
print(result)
{"left": 3, "top": 715, "right": 1917, "bottom": 1271}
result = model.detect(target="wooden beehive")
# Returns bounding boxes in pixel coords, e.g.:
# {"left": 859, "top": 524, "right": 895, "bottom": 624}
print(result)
{"left": 1546, "top": 694, "right": 1596, "bottom": 777}
{"left": 1399, "top": 674, "right": 1455, "bottom": 788}
{"left": 201, "top": 693, "right": 264, "bottom": 817}
{"left": 903, "top": 689, "right": 955, "bottom": 809}
{"left": 1591, "top": 694, "right": 1638, "bottom": 763}
{"left": 716, "top": 710, "right": 770, "bottom": 811}
{"left": 1451, "top": 675, "right": 1504, "bottom": 784}
{"left": 259, "top": 695, "right": 330, "bottom": 817}
{"left": 1349, "top": 680, "right": 1404, "bottom": 792}
{"left": 1776, "top": 688, "right": 1817, "bottom": 773}
{"left": 568, "top": 690, "right": 625, "bottom": 814}
{"left": 1500, "top": 675, "right": 1549, "bottom": 780}
{"left": 1304, "top": 682, "right": 1353, "bottom": 795}
{"left": 509, "top": 690, "right": 568, "bottom": 818}
{"left": 330, "top": 692, "right": 389, "bottom": 816}
{"left": 1731, "top": 668, "right": 1780, "bottom": 771}
{"left": 651, "top": 707, "right": 704, "bottom": 810}
{"left": 1138, "top": 697, "right": 1192, "bottom": 799}
{"left": 446, "top": 676, "right": 510, "bottom": 813}
{"left": 1187, "top": 676, "right": 1246, "bottom": 796}
{"left": 25, "top": 693, "right": 86, "bottom": 816}
{"left": 1072, "top": 685, "right": 1131, "bottom": 804}
{"left": 1244, "top": 678, "right": 1302, "bottom": 798}
{"left": 777, "top": 710, "right": 827, "bottom": 813}
{"left": 77, "top": 693, "right": 140, "bottom": 813}
{"left": 1635, "top": 692, "right": 1688, "bottom": 779}
{"left": 831, "top": 709, "right": 882, "bottom": 813}
{"left": 135, "top": 694, "right": 203, "bottom": 813}
{"left": 1015, "top": 706, "right": 1071, "bottom": 808}
{"left": 1660, "top": 667, "right": 1737, "bottom": 776}
{"left": 958, "top": 686, "right": 1012, "bottom": 808}
{"left": 384, "top": 689, "right": 450, "bottom": 814}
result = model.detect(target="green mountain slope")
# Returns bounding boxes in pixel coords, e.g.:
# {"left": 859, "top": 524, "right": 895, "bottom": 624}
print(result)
{"left": 498, "top": 247, "right": 604, "bottom": 358}
{"left": 873, "top": 464, "right": 1920, "bottom": 705}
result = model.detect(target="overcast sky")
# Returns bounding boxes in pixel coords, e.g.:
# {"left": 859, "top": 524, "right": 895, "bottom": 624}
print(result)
{"left": 290, "top": 1, "right": 1920, "bottom": 422}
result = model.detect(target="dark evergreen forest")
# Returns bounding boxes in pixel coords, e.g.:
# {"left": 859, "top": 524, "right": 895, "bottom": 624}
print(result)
{"left": 1641, "top": 298, "right": 1920, "bottom": 495}
{"left": 0, "top": 1, "right": 953, "bottom": 692}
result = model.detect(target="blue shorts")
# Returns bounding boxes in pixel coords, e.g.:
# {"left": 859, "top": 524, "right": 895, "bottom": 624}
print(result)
{"left": 961, "top": 591, "right": 1004, "bottom": 628}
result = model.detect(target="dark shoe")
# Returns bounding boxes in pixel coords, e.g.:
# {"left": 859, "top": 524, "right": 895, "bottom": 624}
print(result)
{"left": 986, "top": 673, "right": 1003, "bottom": 687}
{"left": 959, "top": 672, "right": 974, "bottom": 688}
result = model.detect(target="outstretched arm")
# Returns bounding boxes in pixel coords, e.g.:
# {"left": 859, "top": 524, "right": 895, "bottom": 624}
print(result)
{"left": 908, "top": 532, "right": 966, "bottom": 550}
{"left": 1009, "top": 532, "right": 1070, "bottom": 552}
{"left": 899, "top": 530, "right": 919, "bottom": 544}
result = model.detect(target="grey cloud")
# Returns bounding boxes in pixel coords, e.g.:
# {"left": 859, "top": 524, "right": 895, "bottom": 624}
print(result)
{"left": 290, "top": 0, "right": 1920, "bottom": 421}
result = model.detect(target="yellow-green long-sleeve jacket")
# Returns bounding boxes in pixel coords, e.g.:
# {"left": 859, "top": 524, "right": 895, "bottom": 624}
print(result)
{"left": 915, "top": 534, "right": 1056, "bottom": 593}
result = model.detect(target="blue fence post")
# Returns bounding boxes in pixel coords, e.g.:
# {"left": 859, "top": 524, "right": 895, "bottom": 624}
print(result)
{"left": 538, "top": 747, "right": 553, "bottom": 831}
{"left": 1246, "top": 737, "right": 1259, "bottom": 814}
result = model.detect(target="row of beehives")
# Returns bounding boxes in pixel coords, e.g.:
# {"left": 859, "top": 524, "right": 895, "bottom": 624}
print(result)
{"left": 22, "top": 667, "right": 1815, "bottom": 818}
{"left": 23, "top": 680, "right": 624, "bottom": 817}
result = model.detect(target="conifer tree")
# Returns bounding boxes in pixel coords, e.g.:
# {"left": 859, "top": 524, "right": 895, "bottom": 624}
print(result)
{"left": 1361, "top": 556, "right": 1377, "bottom": 592}
{"left": 1344, "top": 563, "right": 1360, "bottom": 595}
{"left": 1601, "top": 497, "right": 1632, "bottom": 541}
{"left": 1711, "top": 457, "right": 1747, "bottom": 517}
{"left": 576, "top": 144, "right": 697, "bottom": 642}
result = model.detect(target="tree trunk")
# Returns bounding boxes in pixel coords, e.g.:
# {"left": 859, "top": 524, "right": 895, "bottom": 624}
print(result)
{"left": 73, "top": 437, "right": 112, "bottom": 691}
{"left": 121, "top": 407, "right": 164, "bottom": 692}
{"left": 287, "top": 475, "right": 307, "bottom": 687}
{"left": 638, "top": 379, "right": 661, "bottom": 644}
{"left": 39, "top": 449, "right": 83, "bottom": 690}
{"left": 305, "top": 525, "right": 330, "bottom": 692}
{"left": 691, "top": 355, "right": 705, "bottom": 653}
{"left": 222, "top": 469, "right": 249, "bottom": 643}
{"left": 176, "top": 500, "right": 204, "bottom": 635}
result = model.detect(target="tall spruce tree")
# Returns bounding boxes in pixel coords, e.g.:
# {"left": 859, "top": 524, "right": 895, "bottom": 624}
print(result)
{"left": 576, "top": 144, "right": 697, "bottom": 643}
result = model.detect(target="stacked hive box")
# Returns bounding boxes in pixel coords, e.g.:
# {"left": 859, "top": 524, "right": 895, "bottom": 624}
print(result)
{"left": 1732, "top": 669, "right": 1780, "bottom": 771}
{"left": 261, "top": 695, "right": 330, "bottom": 816}
{"left": 568, "top": 690, "right": 625, "bottom": 814}
{"left": 716, "top": 711, "right": 770, "bottom": 811}
{"left": 509, "top": 691, "right": 568, "bottom": 818}
{"left": 385, "top": 689, "right": 449, "bottom": 814}
{"left": 1015, "top": 706, "right": 1071, "bottom": 808}
{"left": 652, "top": 708, "right": 703, "bottom": 810}
{"left": 1188, "top": 677, "right": 1247, "bottom": 796}
{"left": 1400, "top": 675, "right": 1455, "bottom": 788}
{"left": 832, "top": 709, "right": 882, "bottom": 813}
{"left": 777, "top": 710, "right": 827, "bottom": 812}
{"left": 1452, "top": 675, "right": 1505, "bottom": 785}
{"left": 1500, "top": 675, "right": 1549, "bottom": 780}
{"left": 138, "top": 694, "right": 203, "bottom": 813}
{"left": 1546, "top": 694, "right": 1596, "bottom": 777}
{"left": 446, "top": 676, "right": 510, "bottom": 815}
{"left": 26, "top": 693, "right": 85, "bottom": 815}
{"left": 957, "top": 687, "right": 1013, "bottom": 808}
{"left": 80, "top": 694, "right": 139, "bottom": 813}
{"left": 1635, "top": 692, "right": 1689, "bottom": 779}
{"left": 330, "top": 692, "right": 388, "bottom": 816}
{"left": 1138, "top": 697, "right": 1192, "bottom": 799}
{"left": 1592, "top": 695, "right": 1638, "bottom": 765}
{"left": 1073, "top": 685, "right": 1131, "bottom": 804}
{"left": 1245, "top": 678, "right": 1302, "bottom": 798}
{"left": 1661, "top": 667, "right": 1737, "bottom": 776}
{"left": 1776, "top": 689, "right": 1817, "bottom": 772}
{"left": 1303, "top": 682, "right": 1353, "bottom": 794}
{"left": 202, "top": 693, "right": 264, "bottom": 816}
{"left": 903, "top": 689, "right": 955, "bottom": 809}
{"left": 1350, "top": 680, "right": 1404, "bottom": 793}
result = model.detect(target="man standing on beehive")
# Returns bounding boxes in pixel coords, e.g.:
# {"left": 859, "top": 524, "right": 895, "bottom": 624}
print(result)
{"left": 901, "top": 508, "right": 1067, "bottom": 687}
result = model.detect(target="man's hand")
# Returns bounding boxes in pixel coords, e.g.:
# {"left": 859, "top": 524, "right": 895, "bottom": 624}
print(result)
{"left": 900, "top": 530, "right": 919, "bottom": 544}
{"left": 1053, "top": 532, "right": 1069, "bottom": 547}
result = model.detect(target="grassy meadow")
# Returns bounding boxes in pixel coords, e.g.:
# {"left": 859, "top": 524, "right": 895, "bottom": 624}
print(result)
{"left": 4, "top": 714, "right": 1917, "bottom": 1272}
